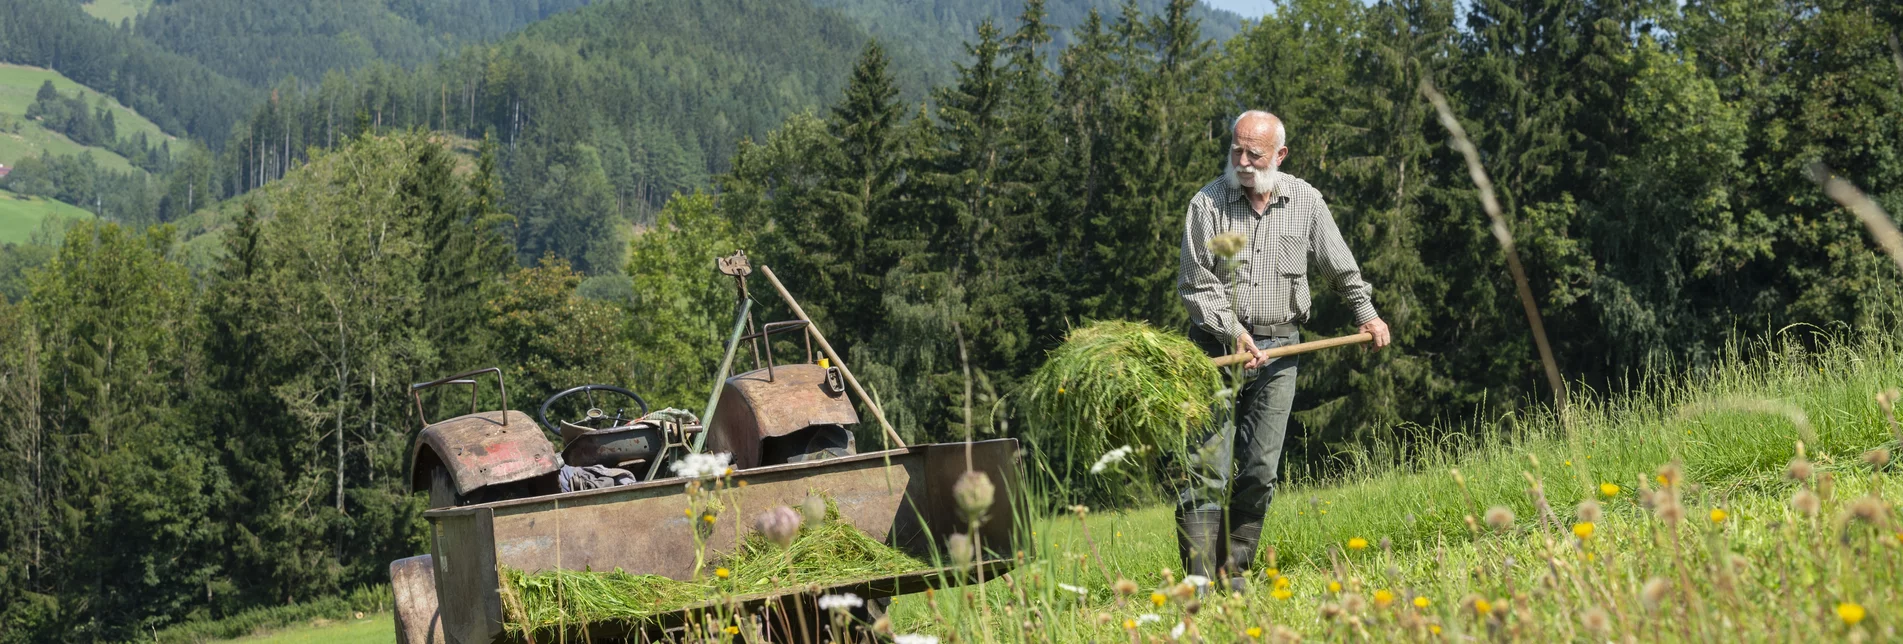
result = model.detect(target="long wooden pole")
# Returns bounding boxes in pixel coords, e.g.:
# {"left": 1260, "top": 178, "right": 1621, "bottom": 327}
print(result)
{"left": 1211, "top": 332, "right": 1374, "bottom": 368}
{"left": 758, "top": 265, "right": 906, "bottom": 448}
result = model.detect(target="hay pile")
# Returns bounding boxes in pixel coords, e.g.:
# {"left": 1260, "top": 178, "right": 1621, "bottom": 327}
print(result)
{"left": 1021, "top": 321, "right": 1219, "bottom": 486}
{"left": 499, "top": 514, "right": 927, "bottom": 635}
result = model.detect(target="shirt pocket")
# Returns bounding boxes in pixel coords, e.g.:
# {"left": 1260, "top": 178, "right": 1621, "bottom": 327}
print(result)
{"left": 1272, "top": 234, "right": 1308, "bottom": 277}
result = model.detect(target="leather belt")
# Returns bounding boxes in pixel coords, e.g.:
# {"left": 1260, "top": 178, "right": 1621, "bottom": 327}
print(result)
{"left": 1250, "top": 322, "right": 1300, "bottom": 337}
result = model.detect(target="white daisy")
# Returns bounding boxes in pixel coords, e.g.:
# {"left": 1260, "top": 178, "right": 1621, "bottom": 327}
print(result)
{"left": 669, "top": 452, "right": 733, "bottom": 479}
{"left": 816, "top": 593, "right": 864, "bottom": 611}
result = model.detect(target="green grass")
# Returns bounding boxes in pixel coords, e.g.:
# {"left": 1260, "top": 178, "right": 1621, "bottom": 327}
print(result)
{"left": 0, "top": 63, "right": 176, "bottom": 173}
{"left": 79, "top": 0, "right": 152, "bottom": 25}
{"left": 0, "top": 188, "right": 91, "bottom": 244}
{"left": 868, "top": 327, "right": 1903, "bottom": 641}
{"left": 226, "top": 614, "right": 393, "bottom": 644}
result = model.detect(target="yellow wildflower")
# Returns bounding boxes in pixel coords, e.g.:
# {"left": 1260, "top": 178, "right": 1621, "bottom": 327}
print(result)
{"left": 1573, "top": 522, "right": 1595, "bottom": 540}
{"left": 1150, "top": 592, "right": 1166, "bottom": 607}
{"left": 1709, "top": 508, "right": 1728, "bottom": 524}
{"left": 1838, "top": 602, "right": 1866, "bottom": 625}
{"left": 1599, "top": 482, "right": 1620, "bottom": 498}
{"left": 1414, "top": 596, "right": 1431, "bottom": 609}
{"left": 1328, "top": 581, "right": 1342, "bottom": 593}
{"left": 1271, "top": 589, "right": 1293, "bottom": 601}
{"left": 1246, "top": 626, "right": 1263, "bottom": 638}
{"left": 1374, "top": 589, "right": 1395, "bottom": 608}
{"left": 1347, "top": 537, "right": 1369, "bottom": 550}
{"left": 1273, "top": 576, "right": 1290, "bottom": 590}
{"left": 1264, "top": 567, "right": 1279, "bottom": 577}
{"left": 1430, "top": 624, "right": 1442, "bottom": 635}
{"left": 715, "top": 567, "right": 730, "bottom": 579}
{"left": 725, "top": 626, "right": 740, "bottom": 635}
{"left": 1474, "top": 599, "right": 1493, "bottom": 616}
{"left": 703, "top": 513, "right": 717, "bottom": 524}
{"left": 1123, "top": 619, "right": 1136, "bottom": 630}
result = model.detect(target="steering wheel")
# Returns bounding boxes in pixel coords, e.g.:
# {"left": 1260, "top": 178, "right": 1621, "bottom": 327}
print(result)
{"left": 538, "top": 384, "right": 650, "bottom": 440}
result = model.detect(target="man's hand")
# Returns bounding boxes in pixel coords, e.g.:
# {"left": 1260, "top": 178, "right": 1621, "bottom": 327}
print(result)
{"left": 1235, "top": 334, "right": 1270, "bottom": 369}
{"left": 1360, "top": 317, "right": 1392, "bottom": 350}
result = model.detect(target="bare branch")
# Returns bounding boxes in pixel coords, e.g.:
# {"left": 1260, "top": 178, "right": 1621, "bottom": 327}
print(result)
{"left": 1809, "top": 163, "right": 1903, "bottom": 275}
{"left": 1419, "top": 78, "right": 1569, "bottom": 416}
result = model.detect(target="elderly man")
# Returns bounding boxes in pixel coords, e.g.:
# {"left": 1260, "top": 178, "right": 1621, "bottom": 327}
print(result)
{"left": 1176, "top": 110, "right": 1391, "bottom": 583}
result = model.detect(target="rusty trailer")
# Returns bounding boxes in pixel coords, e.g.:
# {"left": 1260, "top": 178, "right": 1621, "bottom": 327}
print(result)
{"left": 393, "top": 437, "right": 1024, "bottom": 643}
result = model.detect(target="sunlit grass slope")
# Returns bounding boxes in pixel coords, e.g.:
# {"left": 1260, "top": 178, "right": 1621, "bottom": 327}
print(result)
{"left": 0, "top": 63, "right": 176, "bottom": 173}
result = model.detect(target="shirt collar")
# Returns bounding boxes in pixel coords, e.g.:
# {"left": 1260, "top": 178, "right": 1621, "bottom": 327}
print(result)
{"left": 1225, "top": 181, "right": 1288, "bottom": 208}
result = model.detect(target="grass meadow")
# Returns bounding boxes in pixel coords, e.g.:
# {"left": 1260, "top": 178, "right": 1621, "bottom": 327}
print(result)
{"left": 0, "top": 187, "right": 91, "bottom": 245}
{"left": 79, "top": 0, "right": 153, "bottom": 26}
{"left": 0, "top": 63, "right": 175, "bottom": 174}
{"left": 873, "top": 326, "right": 1903, "bottom": 642}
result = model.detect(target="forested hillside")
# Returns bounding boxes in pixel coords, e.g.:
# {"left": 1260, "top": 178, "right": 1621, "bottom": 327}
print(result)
{"left": 130, "top": 0, "right": 598, "bottom": 86}
{"left": 0, "top": 0, "right": 1901, "bottom": 641}
{"left": 0, "top": 0, "right": 254, "bottom": 144}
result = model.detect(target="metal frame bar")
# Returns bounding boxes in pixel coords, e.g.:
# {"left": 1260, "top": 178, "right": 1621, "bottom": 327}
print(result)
{"left": 409, "top": 367, "right": 509, "bottom": 428}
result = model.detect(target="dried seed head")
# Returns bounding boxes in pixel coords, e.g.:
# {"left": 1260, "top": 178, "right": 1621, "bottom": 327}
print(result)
{"left": 1655, "top": 500, "right": 1684, "bottom": 525}
{"left": 1269, "top": 625, "right": 1302, "bottom": 643}
{"left": 1209, "top": 232, "right": 1247, "bottom": 260}
{"left": 1485, "top": 506, "right": 1515, "bottom": 531}
{"left": 1577, "top": 500, "right": 1603, "bottom": 523}
{"left": 1342, "top": 592, "right": 1367, "bottom": 614}
{"left": 1792, "top": 489, "right": 1821, "bottom": 516}
{"left": 946, "top": 533, "right": 974, "bottom": 565}
{"left": 1640, "top": 578, "right": 1670, "bottom": 609}
{"left": 1459, "top": 594, "right": 1486, "bottom": 616}
{"left": 1094, "top": 612, "right": 1112, "bottom": 626}
{"left": 753, "top": 505, "right": 803, "bottom": 549}
{"left": 1579, "top": 607, "right": 1611, "bottom": 634}
{"left": 1819, "top": 472, "right": 1836, "bottom": 500}
{"left": 953, "top": 471, "right": 996, "bottom": 522}
{"left": 801, "top": 493, "right": 829, "bottom": 527}
{"left": 1656, "top": 462, "right": 1683, "bottom": 488}
{"left": 1787, "top": 457, "right": 1814, "bottom": 482}
{"left": 1636, "top": 489, "right": 1659, "bottom": 510}
{"left": 871, "top": 616, "right": 893, "bottom": 636}
{"left": 1113, "top": 578, "right": 1139, "bottom": 596}
{"left": 1847, "top": 496, "right": 1887, "bottom": 523}
{"left": 1319, "top": 602, "right": 1343, "bottom": 621}
{"left": 1864, "top": 448, "right": 1891, "bottom": 469}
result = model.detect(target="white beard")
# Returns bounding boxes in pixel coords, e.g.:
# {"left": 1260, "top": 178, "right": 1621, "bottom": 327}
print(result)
{"left": 1225, "top": 156, "right": 1279, "bottom": 197}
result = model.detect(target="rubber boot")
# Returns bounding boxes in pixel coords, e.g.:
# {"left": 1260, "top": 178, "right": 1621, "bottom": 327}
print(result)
{"left": 1176, "top": 507, "right": 1226, "bottom": 590}
{"left": 1227, "top": 517, "right": 1264, "bottom": 578}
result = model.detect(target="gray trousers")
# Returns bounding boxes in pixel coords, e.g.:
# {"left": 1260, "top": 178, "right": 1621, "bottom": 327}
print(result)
{"left": 1178, "top": 330, "right": 1300, "bottom": 522}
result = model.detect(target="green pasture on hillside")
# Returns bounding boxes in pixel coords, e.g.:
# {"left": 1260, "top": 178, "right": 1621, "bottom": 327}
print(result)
{"left": 80, "top": 0, "right": 153, "bottom": 25}
{"left": 0, "top": 63, "right": 176, "bottom": 173}
{"left": 0, "top": 188, "right": 91, "bottom": 244}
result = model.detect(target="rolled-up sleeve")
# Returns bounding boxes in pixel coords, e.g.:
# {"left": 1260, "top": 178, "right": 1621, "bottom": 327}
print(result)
{"left": 1178, "top": 194, "right": 1249, "bottom": 341}
{"left": 1308, "top": 199, "right": 1380, "bottom": 325}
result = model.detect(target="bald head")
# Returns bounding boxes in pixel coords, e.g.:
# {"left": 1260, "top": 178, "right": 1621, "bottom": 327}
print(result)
{"left": 1233, "top": 110, "right": 1286, "bottom": 150}
{"left": 1227, "top": 110, "right": 1289, "bottom": 197}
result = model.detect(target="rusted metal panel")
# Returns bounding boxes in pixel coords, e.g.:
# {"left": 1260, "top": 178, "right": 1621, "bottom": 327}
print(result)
{"left": 483, "top": 450, "right": 915, "bottom": 579}
{"left": 410, "top": 410, "right": 560, "bottom": 496}
{"left": 431, "top": 509, "right": 504, "bottom": 644}
{"left": 706, "top": 364, "right": 858, "bottom": 469}
{"left": 391, "top": 555, "right": 444, "bottom": 644}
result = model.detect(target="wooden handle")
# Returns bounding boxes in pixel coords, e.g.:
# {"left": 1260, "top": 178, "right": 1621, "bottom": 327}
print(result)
{"left": 1211, "top": 332, "right": 1374, "bottom": 368}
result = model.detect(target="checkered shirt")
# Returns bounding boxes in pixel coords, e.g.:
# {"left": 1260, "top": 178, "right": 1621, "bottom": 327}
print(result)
{"left": 1177, "top": 174, "right": 1379, "bottom": 341}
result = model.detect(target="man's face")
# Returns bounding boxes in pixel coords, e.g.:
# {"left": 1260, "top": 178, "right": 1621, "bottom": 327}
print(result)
{"left": 1228, "top": 118, "right": 1286, "bottom": 196}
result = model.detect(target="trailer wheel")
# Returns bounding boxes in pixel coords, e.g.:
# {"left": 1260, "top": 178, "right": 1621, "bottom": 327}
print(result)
{"left": 391, "top": 555, "right": 444, "bottom": 644}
